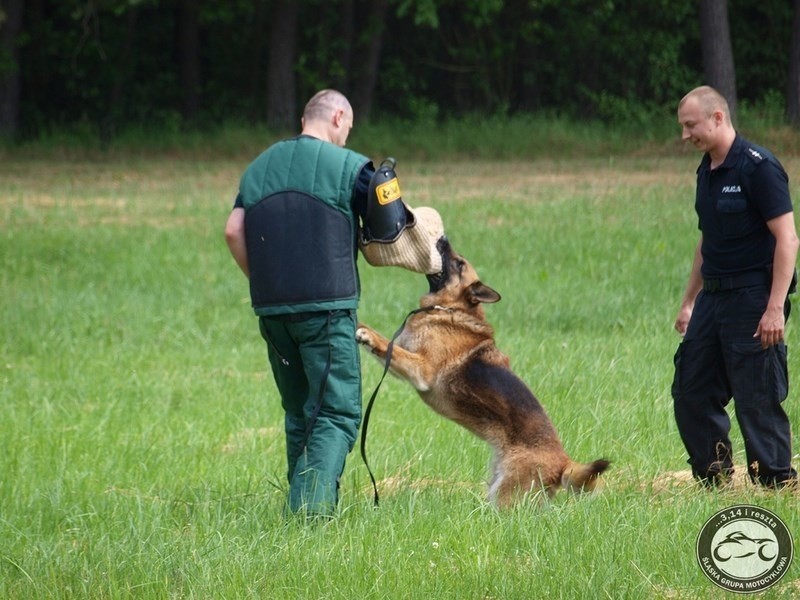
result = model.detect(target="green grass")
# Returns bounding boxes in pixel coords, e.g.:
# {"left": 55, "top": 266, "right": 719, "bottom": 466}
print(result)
{"left": 2, "top": 149, "right": 800, "bottom": 599}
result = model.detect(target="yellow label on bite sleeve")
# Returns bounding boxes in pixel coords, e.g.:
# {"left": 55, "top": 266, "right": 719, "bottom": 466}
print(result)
{"left": 375, "top": 178, "right": 401, "bottom": 205}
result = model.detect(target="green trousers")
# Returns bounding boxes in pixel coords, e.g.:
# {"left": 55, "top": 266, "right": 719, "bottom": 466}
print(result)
{"left": 259, "top": 310, "right": 362, "bottom": 516}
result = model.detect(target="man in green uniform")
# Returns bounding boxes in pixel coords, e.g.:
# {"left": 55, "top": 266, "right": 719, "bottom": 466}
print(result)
{"left": 225, "top": 89, "right": 386, "bottom": 517}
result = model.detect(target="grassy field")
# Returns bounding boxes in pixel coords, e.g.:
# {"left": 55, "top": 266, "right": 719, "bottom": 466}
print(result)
{"left": 2, "top": 144, "right": 800, "bottom": 598}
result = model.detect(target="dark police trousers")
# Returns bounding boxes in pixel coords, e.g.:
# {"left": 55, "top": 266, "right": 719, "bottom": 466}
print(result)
{"left": 671, "top": 284, "right": 797, "bottom": 486}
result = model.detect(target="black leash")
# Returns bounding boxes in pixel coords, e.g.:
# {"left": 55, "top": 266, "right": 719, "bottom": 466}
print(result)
{"left": 360, "top": 306, "right": 437, "bottom": 507}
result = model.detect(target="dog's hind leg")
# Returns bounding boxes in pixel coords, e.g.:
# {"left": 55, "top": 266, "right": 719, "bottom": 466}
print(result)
{"left": 486, "top": 451, "right": 504, "bottom": 505}
{"left": 488, "top": 453, "right": 551, "bottom": 507}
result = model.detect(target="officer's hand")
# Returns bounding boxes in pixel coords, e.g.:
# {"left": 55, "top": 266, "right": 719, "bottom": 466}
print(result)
{"left": 754, "top": 305, "right": 786, "bottom": 349}
{"left": 674, "top": 306, "right": 693, "bottom": 337}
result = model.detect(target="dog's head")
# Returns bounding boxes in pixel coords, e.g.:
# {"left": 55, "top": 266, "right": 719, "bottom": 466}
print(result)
{"left": 424, "top": 237, "right": 501, "bottom": 308}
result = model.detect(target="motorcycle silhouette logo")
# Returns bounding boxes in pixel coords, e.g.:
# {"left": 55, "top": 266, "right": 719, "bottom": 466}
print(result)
{"left": 697, "top": 504, "right": 793, "bottom": 593}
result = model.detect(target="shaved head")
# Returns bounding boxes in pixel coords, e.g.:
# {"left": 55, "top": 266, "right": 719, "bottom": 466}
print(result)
{"left": 300, "top": 89, "right": 355, "bottom": 147}
{"left": 679, "top": 86, "right": 731, "bottom": 126}
{"left": 303, "top": 89, "right": 352, "bottom": 123}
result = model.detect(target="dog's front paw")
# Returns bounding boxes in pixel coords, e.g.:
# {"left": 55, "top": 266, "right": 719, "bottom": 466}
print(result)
{"left": 355, "top": 327, "right": 374, "bottom": 348}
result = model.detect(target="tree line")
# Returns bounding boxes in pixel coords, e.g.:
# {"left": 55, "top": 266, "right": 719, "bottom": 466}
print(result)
{"left": 1, "top": 0, "right": 800, "bottom": 141}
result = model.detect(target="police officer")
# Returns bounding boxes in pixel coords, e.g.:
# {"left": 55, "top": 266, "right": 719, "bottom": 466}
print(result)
{"left": 224, "top": 89, "right": 409, "bottom": 517}
{"left": 672, "top": 86, "right": 799, "bottom": 488}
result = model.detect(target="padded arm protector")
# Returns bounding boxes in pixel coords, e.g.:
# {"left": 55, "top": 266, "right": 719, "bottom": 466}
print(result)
{"left": 362, "top": 157, "right": 408, "bottom": 242}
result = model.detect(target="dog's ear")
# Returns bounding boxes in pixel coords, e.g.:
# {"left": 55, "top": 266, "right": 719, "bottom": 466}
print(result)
{"left": 466, "top": 282, "right": 501, "bottom": 305}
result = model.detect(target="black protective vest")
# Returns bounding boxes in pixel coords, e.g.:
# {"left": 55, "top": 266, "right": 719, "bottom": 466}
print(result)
{"left": 238, "top": 136, "right": 369, "bottom": 315}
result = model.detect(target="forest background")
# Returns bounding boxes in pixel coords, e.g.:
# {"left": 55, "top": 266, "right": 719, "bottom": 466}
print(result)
{"left": 2, "top": 0, "right": 800, "bottom": 146}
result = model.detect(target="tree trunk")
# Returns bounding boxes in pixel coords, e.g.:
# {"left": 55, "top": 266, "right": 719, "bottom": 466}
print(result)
{"left": 352, "top": 0, "right": 389, "bottom": 121}
{"left": 266, "top": 0, "right": 298, "bottom": 131}
{"left": 103, "top": 7, "right": 138, "bottom": 142}
{"left": 787, "top": 0, "right": 800, "bottom": 126}
{"left": 337, "top": 0, "right": 354, "bottom": 92}
{"left": 179, "top": 0, "right": 202, "bottom": 122}
{"left": 698, "top": 0, "right": 738, "bottom": 124}
{"left": 247, "top": 0, "right": 267, "bottom": 121}
{"left": 0, "top": 0, "right": 24, "bottom": 138}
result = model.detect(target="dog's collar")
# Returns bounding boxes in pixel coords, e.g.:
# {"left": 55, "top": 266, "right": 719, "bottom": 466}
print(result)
{"left": 418, "top": 304, "right": 456, "bottom": 314}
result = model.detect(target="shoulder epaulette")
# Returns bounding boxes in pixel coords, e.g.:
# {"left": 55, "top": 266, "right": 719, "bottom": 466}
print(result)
{"left": 745, "top": 147, "right": 764, "bottom": 164}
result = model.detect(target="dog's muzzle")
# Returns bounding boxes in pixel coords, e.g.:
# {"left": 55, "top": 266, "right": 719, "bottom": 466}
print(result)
{"left": 426, "top": 271, "right": 445, "bottom": 293}
{"left": 425, "top": 236, "right": 452, "bottom": 293}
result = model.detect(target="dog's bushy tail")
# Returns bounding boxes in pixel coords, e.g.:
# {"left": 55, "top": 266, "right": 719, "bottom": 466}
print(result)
{"left": 561, "top": 459, "right": 611, "bottom": 493}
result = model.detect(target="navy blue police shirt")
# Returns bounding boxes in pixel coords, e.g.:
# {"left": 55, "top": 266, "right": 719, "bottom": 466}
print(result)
{"left": 696, "top": 134, "right": 793, "bottom": 278}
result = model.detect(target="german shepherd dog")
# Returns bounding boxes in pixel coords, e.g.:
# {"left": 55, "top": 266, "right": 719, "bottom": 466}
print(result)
{"left": 356, "top": 238, "right": 609, "bottom": 507}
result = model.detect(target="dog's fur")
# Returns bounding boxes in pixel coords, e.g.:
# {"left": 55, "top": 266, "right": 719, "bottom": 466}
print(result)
{"left": 356, "top": 238, "right": 609, "bottom": 507}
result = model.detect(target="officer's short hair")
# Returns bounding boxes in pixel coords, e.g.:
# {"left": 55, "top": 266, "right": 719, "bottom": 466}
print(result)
{"left": 680, "top": 86, "right": 731, "bottom": 124}
{"left": 304, "top": 89, "right": 352, "bottom": 123}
